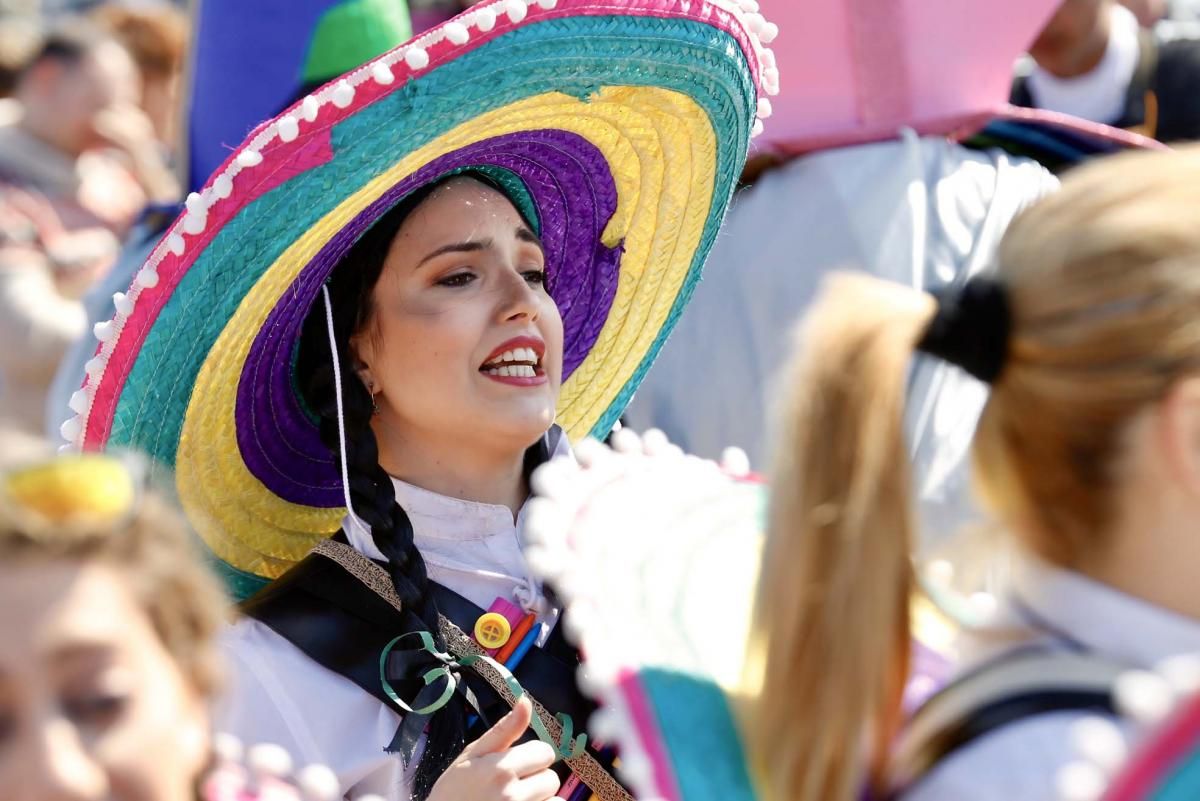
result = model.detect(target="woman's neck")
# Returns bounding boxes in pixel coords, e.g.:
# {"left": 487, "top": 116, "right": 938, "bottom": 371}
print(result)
{"left": 371, "top": 421, "right": 531, "bottom": 516}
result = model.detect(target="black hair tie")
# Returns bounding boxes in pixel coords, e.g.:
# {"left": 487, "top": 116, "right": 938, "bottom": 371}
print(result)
{"left": 916, "top": 277, "right": 1012, "bottom": 384}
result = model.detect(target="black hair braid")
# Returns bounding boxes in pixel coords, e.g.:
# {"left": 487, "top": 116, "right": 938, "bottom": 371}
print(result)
{"left": 303, "top": 353, "right": 467, "bottom": 797}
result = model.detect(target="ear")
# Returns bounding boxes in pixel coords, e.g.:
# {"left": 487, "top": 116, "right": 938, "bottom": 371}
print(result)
{"left": 1156, "top": 376, "right": 1200, "bottom": 499}
{"left": 349, "top": 330, "right": 376, "bottom": 394}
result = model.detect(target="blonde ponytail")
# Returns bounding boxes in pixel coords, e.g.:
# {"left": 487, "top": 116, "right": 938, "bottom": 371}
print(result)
{"left": 743, "top": 274, "right": 936, "bottom": 801}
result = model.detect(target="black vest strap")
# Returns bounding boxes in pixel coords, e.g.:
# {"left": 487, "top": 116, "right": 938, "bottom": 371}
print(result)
{"left": 239, "top": 537, "right": 616, "bottom": 789}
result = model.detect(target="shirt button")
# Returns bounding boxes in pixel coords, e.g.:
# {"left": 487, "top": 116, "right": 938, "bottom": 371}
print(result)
{"left": 474, "top": 612, "right": 512, "bottom": 649}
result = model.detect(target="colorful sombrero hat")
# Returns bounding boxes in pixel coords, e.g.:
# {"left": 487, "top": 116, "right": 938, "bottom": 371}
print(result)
{"left": 60, "top": 0, "right": 777, "bottom": 596}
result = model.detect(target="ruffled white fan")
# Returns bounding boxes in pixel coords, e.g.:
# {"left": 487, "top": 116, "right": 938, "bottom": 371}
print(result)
{"left": 524, "top": 429, "right": 765, "bottom": 801}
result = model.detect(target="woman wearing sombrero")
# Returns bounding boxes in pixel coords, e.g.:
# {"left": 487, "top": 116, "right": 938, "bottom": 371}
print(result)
{"left": 59, "top": 0, "right": 777, "bottom": 798}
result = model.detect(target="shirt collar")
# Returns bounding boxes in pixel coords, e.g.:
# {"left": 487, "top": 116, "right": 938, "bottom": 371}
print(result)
{"left": 344, "top": 425, "right": 572, "bottom": 558}
{"left": 1011, "top": 551, "right": 1200, "bottom": 668}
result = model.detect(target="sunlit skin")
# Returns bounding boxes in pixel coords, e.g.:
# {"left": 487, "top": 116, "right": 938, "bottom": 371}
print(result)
{"left": 1029, "top": 0, "right": 1113, "bottom": 79}
{"left": 353, "top": 177, "right": 565, "bottom": 515}
{"left": 0, "top": 560, "right": 209, "bottom": 801}
{"left": 18, "top": 40, "right": 142, "bottom": 158}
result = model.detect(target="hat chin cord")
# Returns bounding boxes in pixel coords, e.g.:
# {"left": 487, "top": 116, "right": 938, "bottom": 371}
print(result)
{"left": 321, "top": 284, "right": 372, "bottom": 540}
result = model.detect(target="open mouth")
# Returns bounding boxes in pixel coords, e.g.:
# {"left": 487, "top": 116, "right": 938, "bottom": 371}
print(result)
{"left": 479, "top": 338, "right": 546, "bottom": 380}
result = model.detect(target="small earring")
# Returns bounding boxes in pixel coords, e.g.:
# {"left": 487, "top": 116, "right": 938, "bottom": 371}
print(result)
{"left": 366, "top": 383, "right": 379, "bottom": 415}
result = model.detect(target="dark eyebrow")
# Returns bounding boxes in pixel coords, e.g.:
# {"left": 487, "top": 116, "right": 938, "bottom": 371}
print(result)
{"left": 516, "top": 226, "right": 543, "bottom": 251}
{"left": 416, "top": 239, "right": 490, "bottom": 268}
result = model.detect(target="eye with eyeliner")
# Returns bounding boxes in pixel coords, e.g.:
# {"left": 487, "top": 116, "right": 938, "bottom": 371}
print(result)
{"left": 435, "top": 270, "right": 477, "bottom": 288}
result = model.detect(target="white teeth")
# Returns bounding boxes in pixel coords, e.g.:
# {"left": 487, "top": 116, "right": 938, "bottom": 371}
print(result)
{"left": 484, "top": 364, "right": 537, "bottom": 378}
{"left": 502, "top": 351, "right": 516, "bottom": 363}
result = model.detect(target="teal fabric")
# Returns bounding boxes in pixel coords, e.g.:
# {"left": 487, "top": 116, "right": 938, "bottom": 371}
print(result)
{"left": 1156, "top": 752, "right": 1200, "bottom": 800}
{"left": 110, "top": 15, "right": 754, "bottom": 471}
{"left": 638, "top": 668, "right": 757, "bottom": 801}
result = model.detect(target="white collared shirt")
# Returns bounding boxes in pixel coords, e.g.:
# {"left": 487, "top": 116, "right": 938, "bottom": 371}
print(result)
{"left": 903, "top": 552, "right": 1200, "bottom": 801}
{"left": 215, "top": 428, "right": 571, "bottom": 800}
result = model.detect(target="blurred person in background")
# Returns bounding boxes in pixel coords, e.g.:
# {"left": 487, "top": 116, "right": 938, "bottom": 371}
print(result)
{"left": 0, "top": 453, "right": 225, "bottom": 801}
{"left": 91, "top": 2, "right": 190, "bottom": 158}
{"left": 1013, "top": 0, "right": 1200, "bottom": 141}
{"left": 0, "top": 20, "right": 175, "bottom": 440}
{"left": 746, "top": 145, "right": 1200, "bottom": 801}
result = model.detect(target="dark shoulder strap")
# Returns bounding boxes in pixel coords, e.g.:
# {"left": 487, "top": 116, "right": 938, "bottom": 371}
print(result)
{"left": 887, "top": 646, "right": 1124, "bottom": 794}
{"left": 1117, "top": 29, "right": 1160, "bottom": 134}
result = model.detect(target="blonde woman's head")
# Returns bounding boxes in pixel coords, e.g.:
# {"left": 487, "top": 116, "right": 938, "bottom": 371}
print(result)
{"left": 744, "top": 145, "right": 1200, "bottom": 801}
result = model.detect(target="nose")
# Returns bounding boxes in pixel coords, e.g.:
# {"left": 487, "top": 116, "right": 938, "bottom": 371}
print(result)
{"left": 11, "top": 717, "right": 107, "bottom": 801}
{"left": 496, "top": 267, "right": 541, "bottom": 324}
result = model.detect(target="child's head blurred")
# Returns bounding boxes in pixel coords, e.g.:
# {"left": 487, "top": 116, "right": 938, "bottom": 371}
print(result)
{"left": 0, "top": 454, "right": 228, "bottom": 801}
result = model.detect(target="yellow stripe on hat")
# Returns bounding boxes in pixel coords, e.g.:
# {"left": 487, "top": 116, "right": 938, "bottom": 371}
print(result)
{"left": 176, "top": 86, "right": 716, "bottom": 577}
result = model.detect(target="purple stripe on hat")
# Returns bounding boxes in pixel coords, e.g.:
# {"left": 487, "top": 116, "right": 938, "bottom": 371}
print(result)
{"left": 235, "top": 130, "right": 619, "bottom": 507}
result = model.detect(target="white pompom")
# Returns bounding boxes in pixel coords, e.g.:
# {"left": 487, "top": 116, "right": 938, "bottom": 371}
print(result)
{"left": 182, "top": 211, "right": 206, "bottom": 235}
{"left": 475, "top": 6, "right": 497, "bottom": 30}
{"left": 572, "top": 437, "right": 608, "bottom": 468}
{"left": 136, "top": 267, "right": 160, "bottom": 289}
{"left": 761, "top": 48, "right": 776, "bottom": 68}
{"left": 57, "top": 443, "right": 74, "bottom": 455}
{"left": 236, "top": 149, "right": 263, "bottom": 168}
{"left": 301, "top": 95, "right": 320, "bottom": 122}
{"left": 331, "top": 80, "right": 355, "bottom": 109}
{"left": 608, "top": 427, "right": 642, "bottom": 454}
{"left": 1069, "top": 716, "right": 1128, "bottom": 775}
{"left": 445, "top": 21, "right": 470, "bottom": 44}
{"left": 94, "top": 320, "right": 116, "bottom": 342}
{"left": 212, "top": 732, "right": 244, "bottom": 763}
{"left": 751, "top": 118, "right": 764, "bottom": 138}
{"left": 720, "top": 446, "right": 751, "bottom": 477}
{"left": 60, "top": 416, "right": 83, "bottom": 442}
{"left": 85, "top": 357, "right": 106, "bottom": 379}
{"left": 405, "top": 47, "right": 430, "bottom": 70}
{"left": 506, "top": 0, "right": 528, "bottom": 23}
{"left": 756, "top": 97, "right": 773, "bottom": 119}
{"left": 744, "top": 12, "right": 766, "bottom": 34}
{"left": 1114, "top": 669, "right": 1175, "bottom": 725}
{"left": 213, "top": 173, "right": 234, "bottom": 200}
{"left": 1055, "top": 761, "right": 1107, "bottom": 801}
{"left": 167, "top": 233, "right": 185, "bottom": 256}
{"left": 113, "top": 291, "right": 134, "bottom": 316}
{"left": 759, "top": 21, "right": 779, "bottom": 43}
{"left": 68, "top": 389, "right": 91, "bottom": 414}
{"left": 296, "top": 763, "right": 340, "bottom": 801}
{"left": 641, "top": 428, "right": 672, "bottom": 456}
{"left": 536, "top": 0, "right": 557, "bottom": 8}
{"left": 185, "top": 191, "right": 206, "bottom": 215}
{"left": 372, "top": 62, "right": 395, "bottom": 85}
{"left": 277, "top": 115, "right": 300, "bottom": 142}
{"left": 1157, "top": 654, "right": 1200, "bottom": 696}
{"left": 247, "top": 742, "right": 293, "bottom": 778}
{"left": 738, "top": 0, "right": 759, "bottom": 12}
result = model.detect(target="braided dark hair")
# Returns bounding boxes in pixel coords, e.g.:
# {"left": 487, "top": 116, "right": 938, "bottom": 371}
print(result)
{"left": 295, "top": 174, "right": 549, "bottom": 797}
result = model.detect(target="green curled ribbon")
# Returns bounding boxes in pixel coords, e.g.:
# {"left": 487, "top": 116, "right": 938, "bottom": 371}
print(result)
{"left": 379, "top": 630, "right": 587, "bottom": 762}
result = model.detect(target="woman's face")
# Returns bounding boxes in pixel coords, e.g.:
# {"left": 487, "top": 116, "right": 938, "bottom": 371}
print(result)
{"left": 0, "top": 559, "right": 209, "bottom": 801}
{"left": 355, "top": 177, "right": 564, "bottom": 455}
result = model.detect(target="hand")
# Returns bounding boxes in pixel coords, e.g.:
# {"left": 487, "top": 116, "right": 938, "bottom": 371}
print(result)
{"left": 429, "top": 696, "right": 562, "bottom": 801}
{"left": 92, "top": 104, "right": 161, "bottom": 158}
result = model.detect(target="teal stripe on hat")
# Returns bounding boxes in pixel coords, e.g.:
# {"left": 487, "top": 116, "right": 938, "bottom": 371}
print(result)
{"left": 109, "top": 14, "right": 754, "bottom": 468}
